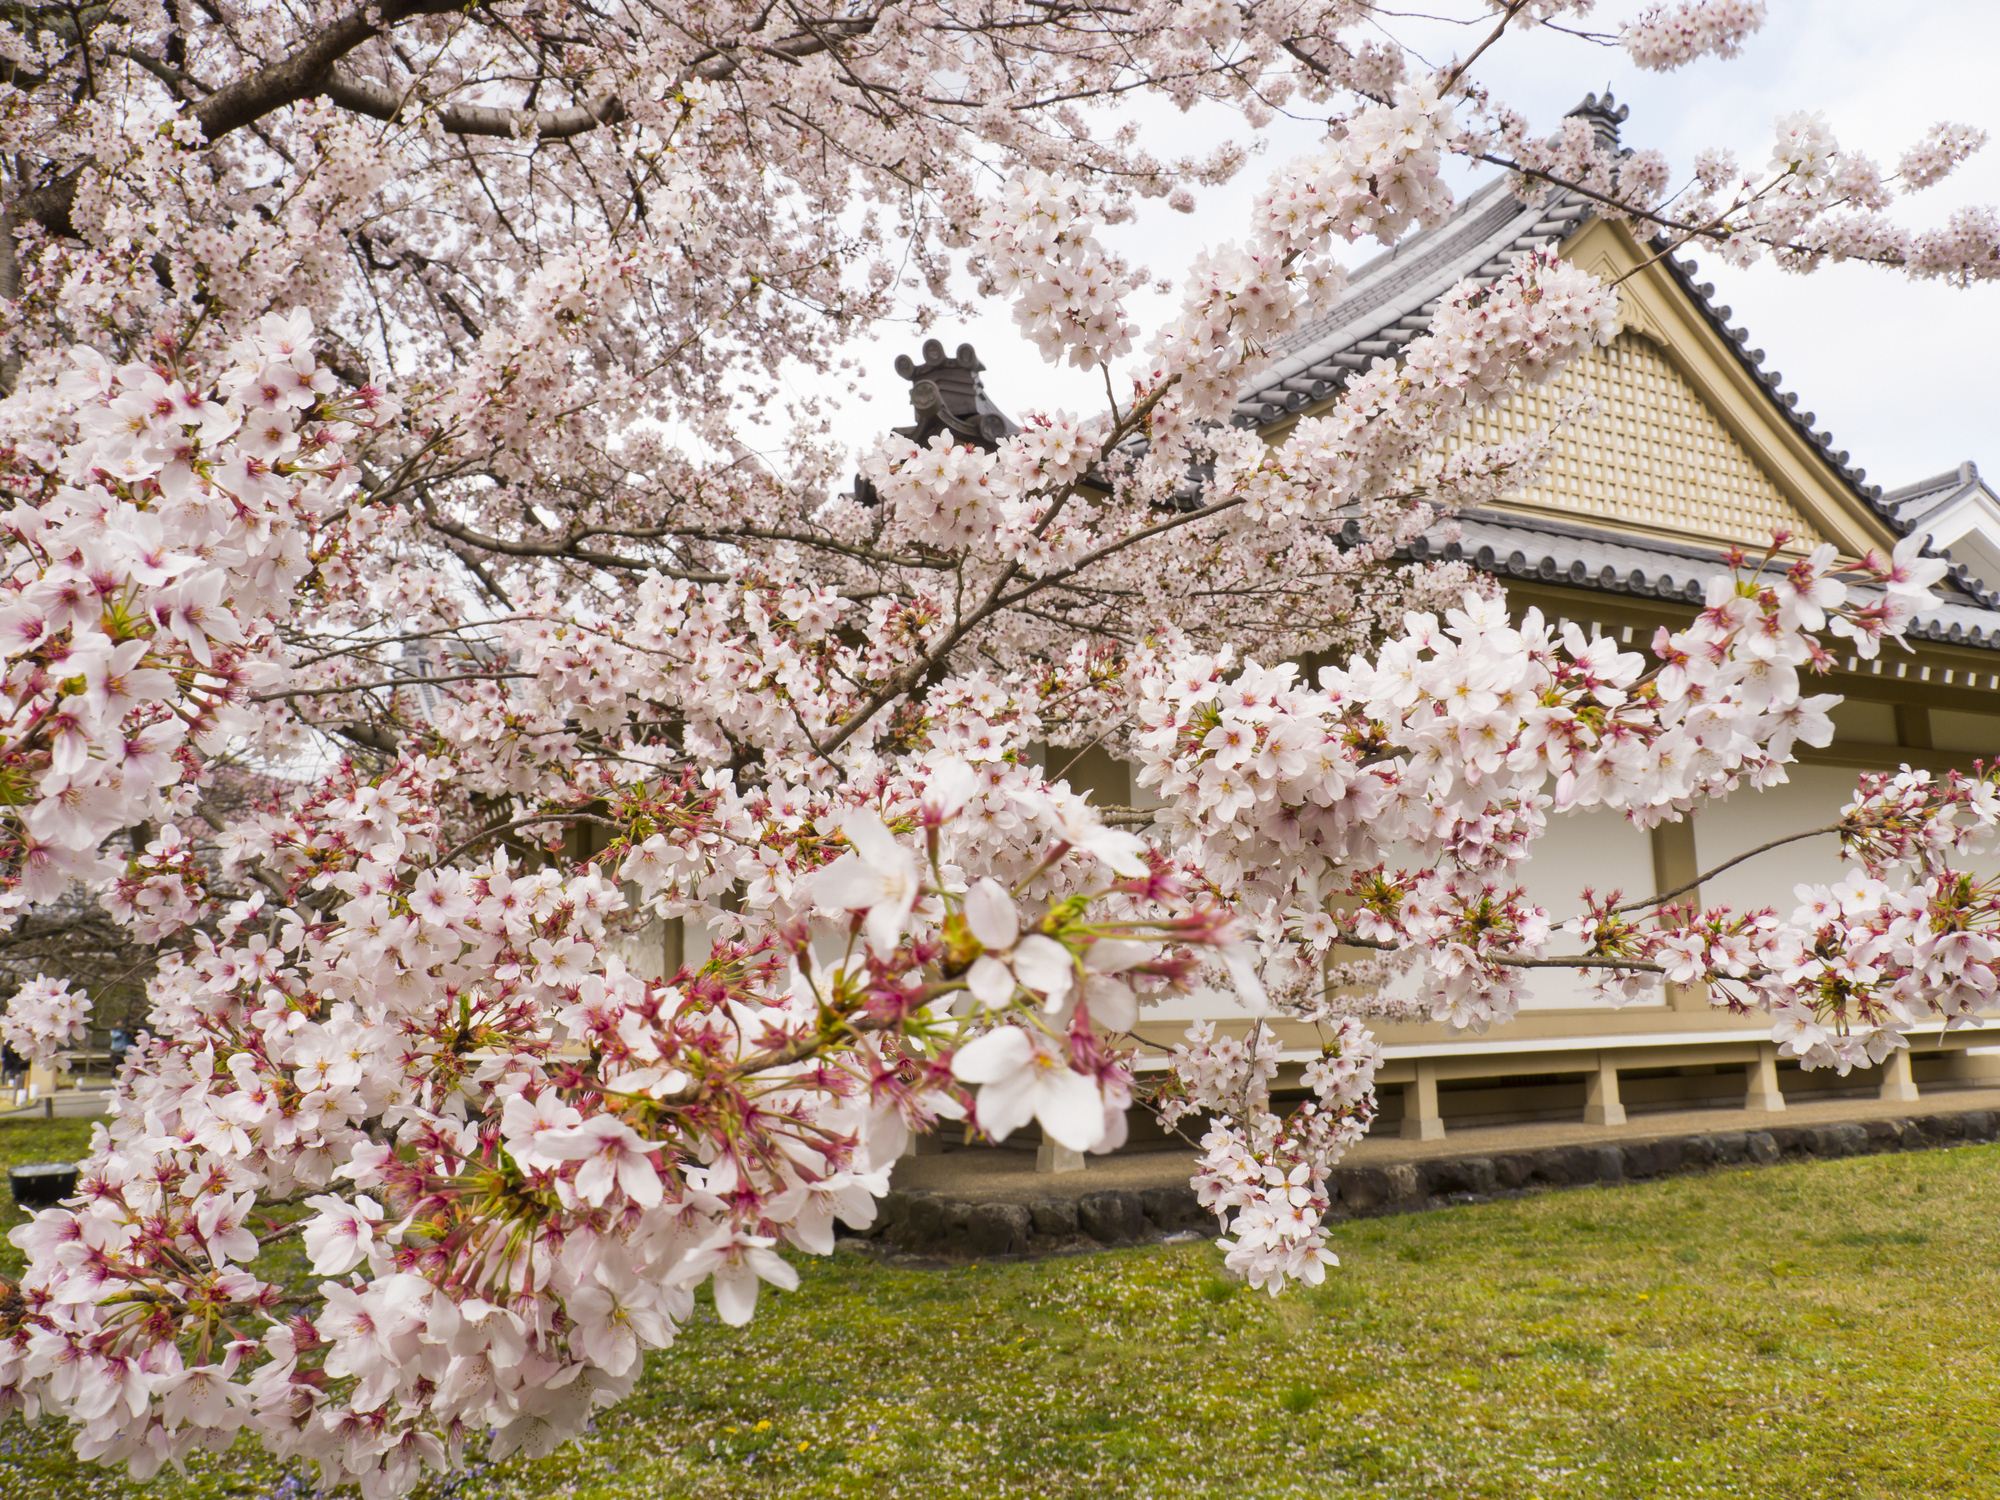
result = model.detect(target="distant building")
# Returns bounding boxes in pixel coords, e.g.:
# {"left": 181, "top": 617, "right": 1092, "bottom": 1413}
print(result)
{"left": 1885, "top": 462, "right": 2000, "bottom": 595}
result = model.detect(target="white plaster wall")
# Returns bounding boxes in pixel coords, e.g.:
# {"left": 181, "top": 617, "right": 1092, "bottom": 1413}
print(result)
{"left": 1147, "top": 800, "right": 1660, "bottom": 1025}
{"left": 1696, "top": 757, "right": 2000, "bottom": 917}
{"left": 1693, "top": 764, "right": 1856, "bottom": 914}
{"left": 1027, "top": 727, "right": 2000, "bottom": 1032}
{"left": 1514, "top": 805, "right": 1662, "bottom": 1009}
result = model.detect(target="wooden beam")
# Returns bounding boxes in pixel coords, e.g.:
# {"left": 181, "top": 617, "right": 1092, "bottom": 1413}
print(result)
{"left": 1649, "top": 818, "right": 1708, "bottom": 1012}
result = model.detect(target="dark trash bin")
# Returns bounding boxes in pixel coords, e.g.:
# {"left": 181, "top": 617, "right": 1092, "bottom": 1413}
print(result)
{"left": 9, "top": 1162, "right": 80, "bottom": 1209}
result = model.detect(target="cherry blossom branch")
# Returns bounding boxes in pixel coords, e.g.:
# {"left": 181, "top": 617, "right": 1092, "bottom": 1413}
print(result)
{"left": 1603, "top": 822, "right": 1842, "bottom": 915}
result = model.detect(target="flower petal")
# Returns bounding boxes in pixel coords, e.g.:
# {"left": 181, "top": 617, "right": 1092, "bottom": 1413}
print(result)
{"left": 1082, "top": 974, "right": 1138, "bottom": 1033}
{"left": 1011, "top": 935, "right": 1075, "bottom": 1006}
{"left": 964, "top": 878, "right": 1018, "bottom": 951}
{"left": 950, "top": 1025, "right": 1034, "bottom": 1085}
{"left": 1033, "top": 1066, "right": 1107, "bottom": 1153}
{"left": 712, "top": 1264, "right": 759, "bottom": 1327}
{"left": 966, "top": 955, "right": 1017, "bottom": 1010}
{"left": 1083, "top": 827, "right": 1149, "bottom": 877}
{"left": 923, "top": 760, "right": 979, "bottom": 819}
{"left": 970, "top": 1066, "right": 1038, "bottom": 1142}
{"left": 840, "top": 811, "right": 902, "bottom": 871}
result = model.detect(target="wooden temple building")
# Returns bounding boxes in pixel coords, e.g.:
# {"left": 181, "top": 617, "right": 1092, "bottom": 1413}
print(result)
{"left": 887, "top": 94, "right": 2000, "bottom": 1156}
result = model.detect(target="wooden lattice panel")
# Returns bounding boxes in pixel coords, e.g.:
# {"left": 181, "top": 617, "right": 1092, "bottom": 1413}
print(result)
{"left": 1465, "top": 332, "right": 1828, "bottom": 550}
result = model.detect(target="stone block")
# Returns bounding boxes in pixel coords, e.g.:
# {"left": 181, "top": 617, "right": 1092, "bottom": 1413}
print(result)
{"left": 1077, "top": 1190, "right": 1148, "bottom": 1244}
{"left": 1862, "top": 1119, "right": 1909, "bottom": 1152}
{"left": 1622, "top": 1138, "right": 1687, "bottom": 1179}
{"left": 963, "top": 1202, "right": 1032, "bottom": 1258}
{"left": 1140, "top": 1185, "right": 1207, "bottom": 1231}
{"left": 1334, "top": 1167, "right": 1387, "bottom": 1213}
{"left": 1423, "top": 1156, "right": 1498, "bottom": 1198}
{"left": 892, "top": 1197, "right": 972, "bottom": 1253}
{"left": 1535, "top": 1146, "right": 1592, "bottom": 1186}
{"left": 1917, "top": 1113, "right": 1965, "bottom": 1145}
{"left": 1027, "top": 1197, "right": 1079, "bottom": 1238}
{"left": 1705, "top": 1131, "right": 1750, "bottom": 1166}
{"left": 1587, "top": 1145, "right": 1625, "bottom": 1183}
{"left": 1767, "top": 1126, "right": 1814, "bottom": 1157}
{"left": 1383, "top": 1164, "right": 1425, "bottom": 1205}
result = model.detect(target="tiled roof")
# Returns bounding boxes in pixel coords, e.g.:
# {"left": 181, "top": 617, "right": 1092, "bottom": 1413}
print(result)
{"left": 1885, "top": 460, "right": 1983, "bottom": 528}
{"left": 1879, "top": 460, "right": 2000, "bottom": 608}
{"left": 1233, "top": 176, "right": 1582, "bottom": 427}
{"left": 1235, "top": 95, "right": 1900, "bottom": 527}
{"left": 1237, "top": 95, "right": 2000, "bottom": 652}
{"left": 1378, "top": 509, "right": 2000, "bottom": 654}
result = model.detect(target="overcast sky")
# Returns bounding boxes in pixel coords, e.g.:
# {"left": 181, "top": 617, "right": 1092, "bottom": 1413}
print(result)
{"left": 805, "top": 1, "right": 2000, "bottom": 496}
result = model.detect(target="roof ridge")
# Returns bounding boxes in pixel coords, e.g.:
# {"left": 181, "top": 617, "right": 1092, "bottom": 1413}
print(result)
{"left": 1882, "top": 459, "right": 1979, "bottom": 505}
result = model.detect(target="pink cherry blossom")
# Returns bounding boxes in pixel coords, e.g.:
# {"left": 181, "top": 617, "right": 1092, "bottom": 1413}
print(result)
{"left": 951, "top": 1024, "right": 1107, "bottom": 1153}
{"left": 0, "top": 8, "right": 1995, "bottom": 1491}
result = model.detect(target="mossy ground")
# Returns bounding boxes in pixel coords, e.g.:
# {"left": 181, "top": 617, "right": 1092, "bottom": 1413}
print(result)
{"left": 4, "top": 1115, "right": 1997, "bottom": 1498}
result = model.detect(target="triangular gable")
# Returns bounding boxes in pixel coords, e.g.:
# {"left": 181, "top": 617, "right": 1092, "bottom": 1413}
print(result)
{"left": 1468, "top": 328, "right": 1835, "bottom": 552}
{"left": 1479, "top": 217, "right": 1901, "bottom": 559}
{"left": 1889, "top": 463, "right": 2000, "bottom": 594}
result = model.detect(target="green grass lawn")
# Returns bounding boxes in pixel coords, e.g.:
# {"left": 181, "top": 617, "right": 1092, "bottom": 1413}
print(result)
{"left": 5, "top": 1115, "right": 1998, "bottom": 1498}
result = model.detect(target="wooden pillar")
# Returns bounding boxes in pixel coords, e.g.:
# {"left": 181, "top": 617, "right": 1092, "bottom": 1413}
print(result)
{"left": 1649, "top": 818, "right": 1708, "bottom": 1012}
{"left": 1877, "top": 1048, "right": 1920, "bottom": 1104}
{"left": 1401, "top": 1061, "right": 1445, "bottom": 1142}
{"left": 1894, "top": 702, "right": 1934, "bottom": 751}
{"left": 1583, "top": 1054, "right": 1626, "bottom": 1127}
{"left": 1035, "top": 1140, "right": 1086, "bottom": 1175}
{"left": 1744, "top": 1044, "right": 1787, "bottom": 1113}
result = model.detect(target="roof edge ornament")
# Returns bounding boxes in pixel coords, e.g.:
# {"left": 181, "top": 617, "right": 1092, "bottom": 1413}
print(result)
{"left": 854, "top": 337, "right": 1021, "bottom": 504}
{"left": 893, "top": 338, "right": 1020, "bottom": 451}
{"left": 1568, "top": 89, "right": 1629, "bottom": 150}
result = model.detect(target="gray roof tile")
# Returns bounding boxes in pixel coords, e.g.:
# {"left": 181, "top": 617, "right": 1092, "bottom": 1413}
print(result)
{"left": 1237, "top": 99, "right": 1906, "bottom": 531}
{"left": 1393, "top": 510, "right": 2000, "bottom": 653}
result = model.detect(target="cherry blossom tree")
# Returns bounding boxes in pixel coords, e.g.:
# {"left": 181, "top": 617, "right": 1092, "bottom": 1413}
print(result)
{"left": 1, "top": 1, "right": 1997, "bottom": 1491}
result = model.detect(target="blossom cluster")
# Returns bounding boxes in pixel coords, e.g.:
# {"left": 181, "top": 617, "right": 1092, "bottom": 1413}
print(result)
{"left": 1136, "top": 537, "right": 1951, "bottom": 1032}
{"left": 974, "top": 174, "right": 1141, "bottom": 370}
{"left": 1147, "top": 83, "right": 1458, "bottom": 425}
{"left": 1621, "top": 0, "right": 1767, "bottom": 72}
{"left": 1570, "top": 765, "right": 2000, "bottom": 1071}
{"left": 0, "top": 313, "right": 395, "bottom": 916}
{"left": 1167, "top": 1015, "right": 1381, "bottom": 1292}
{"left": 1473, "top": 90, "right": 1998, "bottom": 284}
{"left": 1208, "top": 248, "right": 1619, "bottom": 532}
{"left": 3, "top": 5, "right": 1998, "bottom": 1490}
{"left": 0, "top": 975, "right": 90, "bottom": 1071}
{"left": 1, "top": 747, "right": 1243, "bottom": 1491}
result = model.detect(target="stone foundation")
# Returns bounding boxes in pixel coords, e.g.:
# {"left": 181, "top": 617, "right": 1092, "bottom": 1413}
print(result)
{"left": 856, "top": 1107, "right": 2000, "bottom": 1261}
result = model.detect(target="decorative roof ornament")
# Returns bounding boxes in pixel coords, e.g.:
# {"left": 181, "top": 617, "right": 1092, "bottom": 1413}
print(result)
{"left": 853, "top": 338, "right": 1020, "bottom": 504}
{"left": 892, "top": 338, "right": 1021, "bottom": 450}
{"left": 1568, "top": 89, "right": 1629, "bottom": 150}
